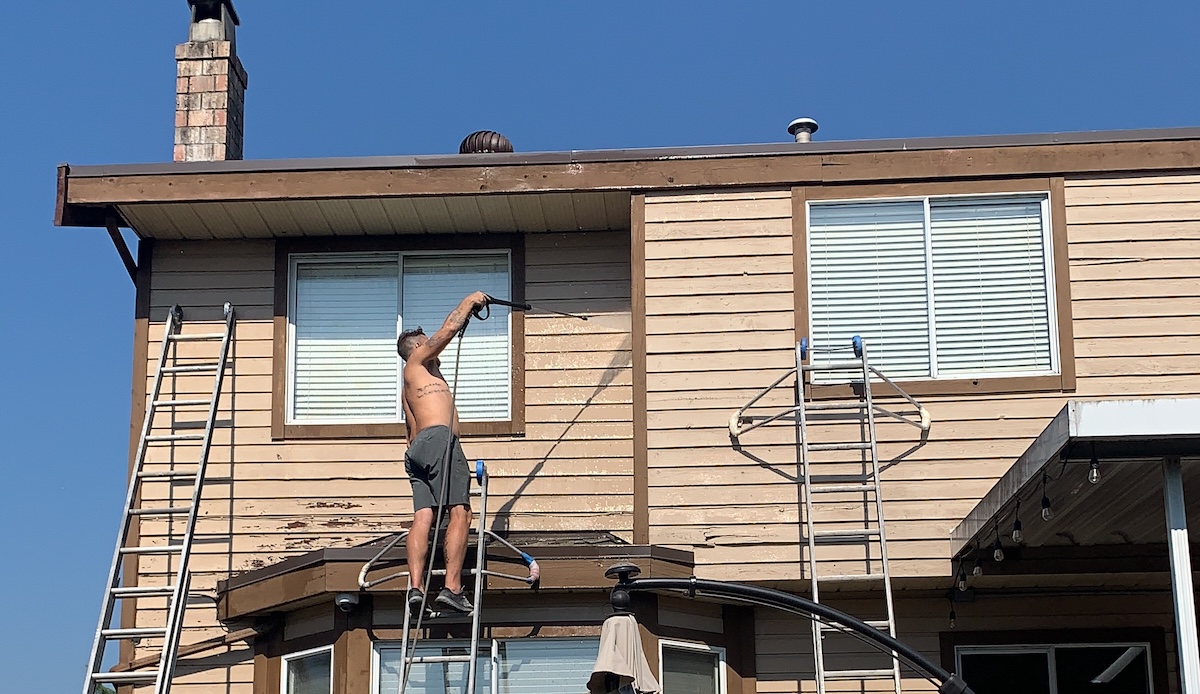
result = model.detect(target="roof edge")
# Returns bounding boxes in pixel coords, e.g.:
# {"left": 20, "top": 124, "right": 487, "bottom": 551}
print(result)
{"left": 64, "top": 126, "right": 1200, "bottom": 178}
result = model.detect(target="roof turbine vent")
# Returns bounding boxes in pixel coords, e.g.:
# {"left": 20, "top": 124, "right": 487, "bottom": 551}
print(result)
{"left": 460, "top": 131, "right": 514, "bottom": 154}
{"left": 788, "top": 117, "right": 819, "bottom": 143}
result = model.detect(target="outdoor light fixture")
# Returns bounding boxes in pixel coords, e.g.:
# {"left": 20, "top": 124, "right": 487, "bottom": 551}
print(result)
{"left": 949, "top": 602, "right": 957, "bottom": 629}
{"left": 956, "top": 560, "right": 968, "bottom": 591}
{"left": 1041, "top": 472, "right": 1054, "bottom": 521}
{"left": 1012, "top": 500, "right": 1024, "bottom": 543}
{"left": 1088, "top": 444, "right": 1101, "bottom": 484}
{"left": 992, "top": 523, "right": 1005, "bottom": 563}
{"left": 972, "top": 541, "right": 983, "bottom": 577}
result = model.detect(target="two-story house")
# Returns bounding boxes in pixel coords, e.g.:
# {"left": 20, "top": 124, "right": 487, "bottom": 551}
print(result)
{"left": 57, "top": 4, "right": 1200, "bottom": 694}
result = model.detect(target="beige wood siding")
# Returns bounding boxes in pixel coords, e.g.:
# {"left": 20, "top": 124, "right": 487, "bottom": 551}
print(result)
{"left": 754, "top": 591, "right": 1178, "bottom": 693}
{"left": 644, "top": 176, "right": 1200, "bottom": 582}
{"left": 129, "top": 232, "right": 633, "bottom": 681}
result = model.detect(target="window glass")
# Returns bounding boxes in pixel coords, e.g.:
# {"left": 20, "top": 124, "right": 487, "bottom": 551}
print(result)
{"left": 496, "top": 638, "right": 600, "bottom": 694}
{"left": 284, "top": 648, "right": 332, "bottom": 694}
{"left": 661, "top": 645, "right": 721, "bottom": 694}
{"left": 377, "top": 642, "right": 489, "bottom": 694}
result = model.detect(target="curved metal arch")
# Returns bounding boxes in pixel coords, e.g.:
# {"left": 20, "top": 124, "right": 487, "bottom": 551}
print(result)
{"left": 606, "top": 566, "right": 972, "bottom": 694}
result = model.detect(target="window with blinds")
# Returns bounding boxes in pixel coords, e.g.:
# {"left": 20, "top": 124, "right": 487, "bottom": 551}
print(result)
{"left": 288, "top": 251, "right": 512, "bottom": 424}
{"left": 807, "top": 194, "right": 1056, "bottom": 380}
{"left": 375, "top": 637, "right": 598, "bottom": 694}
{"left": 660, "top": 642, "right": 725, "bottom": 694}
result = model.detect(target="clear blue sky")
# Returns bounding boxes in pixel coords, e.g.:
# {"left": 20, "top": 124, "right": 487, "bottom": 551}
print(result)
{"left": 2, "top": 1, "right": 1198, "bottom": 690}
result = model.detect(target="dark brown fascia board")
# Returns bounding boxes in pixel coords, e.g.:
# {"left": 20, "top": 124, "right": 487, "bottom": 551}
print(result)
{"left": 216, "top": 544, "right": 695, "bottom": 620}
{"left": 56, "top": 128, "right": 1200, "bottom": 227}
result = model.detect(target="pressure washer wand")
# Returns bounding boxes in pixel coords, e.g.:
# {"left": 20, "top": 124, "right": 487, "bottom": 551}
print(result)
{"left": 483, "top": 295, "right": 589, "bottom": 321}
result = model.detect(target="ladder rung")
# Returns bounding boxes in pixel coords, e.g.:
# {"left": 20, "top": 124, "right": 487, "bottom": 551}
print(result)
{"left": 102, "top": 627, "right": 168, "bottom": 639}
{"left": 137, "top": 470, "right": 198, "bottom": 480}
{"left": 818, "top": 619, "right": 891, "bottom": 631}
{"left": 145, "top": 434, "right": 206, "bottom": 442}
{"left": 803, "top": 360, "right": 865, "bottom": 371}
{"left": 817, "top": 573, "right": 886, "bottom": 583}
{"left": 824, "top": 668, "right": 896, "bottom": 680}
{"left": 804, "top": 401, "right": 868, "bottom": 411}
{"left": 129, "top": 506, "right": 194, "bottom": 516}
{"left": 120, "top": 544, "right": 185, "bottom": 555}
{"left": 813, "top": 528, "right": 881, "bottom": 539}
{"left": 807, "top": 442, "right": 873, "bottom": 452}
{"left": 809, "top": 483, "right": 876, "bottom": 494}
{"left": 407, "top": 654, "right": 475, "bottom": 664}
{"left": 91, "top": 671, "right": 159, "bottom": 683}
{"left": 169, "top": 333, "right": 226, "bottom": 342}
{"left": 112, "top": 585, "right": 177, "bottom": 597}
{"left": 153, "top": 399, "right": 210, "bottom": 408}
{"left": 161, "top": 363, "right": 222, "bottom": 374}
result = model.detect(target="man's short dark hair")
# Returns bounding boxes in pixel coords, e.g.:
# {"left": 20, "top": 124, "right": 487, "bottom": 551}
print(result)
{"left": 397, "top": 328, "right": 425, "bottom": 361}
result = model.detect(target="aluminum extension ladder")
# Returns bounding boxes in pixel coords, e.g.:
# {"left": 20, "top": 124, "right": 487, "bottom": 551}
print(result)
{"left": 358, "top": 459, "right": 540, "bottom": 694}
{"left": 730, "top": 336, "right": 930, "bottom": 694}
{"left": 83, "top": 303, "right": 235, "bottom": 694}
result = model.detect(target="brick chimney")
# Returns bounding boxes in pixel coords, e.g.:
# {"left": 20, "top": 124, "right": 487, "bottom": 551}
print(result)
{"left": 175, "top": 0, "right": 247, "bottom": 162}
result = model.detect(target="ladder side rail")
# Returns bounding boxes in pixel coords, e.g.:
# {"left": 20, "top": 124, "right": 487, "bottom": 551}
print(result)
{"left": 795, "top": 343, "right": 827, "bottom": 694}
{"left": 83, "top": 305, "right": 183, "bottom": 694}
{"left": 466, "top": 464, "right": 489, "bottom": 694}
{"left": 397, "top": 569, "right": 416, "bottom": 694}
{"left": 157, "top": 303, "right": 235, "bottom": 694}
{"left": 859, "top": 341, "right": 902, "bottom": 693}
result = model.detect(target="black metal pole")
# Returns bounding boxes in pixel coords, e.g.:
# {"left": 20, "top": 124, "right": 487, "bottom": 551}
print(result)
{"left": 605, "top": 565, "right": 972, "bottom": 694}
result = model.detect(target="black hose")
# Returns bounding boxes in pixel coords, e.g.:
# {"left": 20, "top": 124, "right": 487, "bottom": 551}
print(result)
{"left": 617, "top": 577, "right": 972, "bottom": 694}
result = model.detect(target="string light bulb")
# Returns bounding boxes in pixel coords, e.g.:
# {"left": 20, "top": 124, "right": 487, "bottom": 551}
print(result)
{"left": 1088, "top": 444, "right": 1101, "bottom": 485}
{"left": 957, "top": 560, "right": 968, "bottom": 592}
{"left": 992, "top": 526, "right": 1005, "bottom": 563}
{"left": 1041, "top": 472, "right": 1054, "bottom": 521}
{"left": 949, "top": 604, "right": 957, "bottom": 629}
{"left": 1012, "top": 509, "right": 1024, "bottom": 543}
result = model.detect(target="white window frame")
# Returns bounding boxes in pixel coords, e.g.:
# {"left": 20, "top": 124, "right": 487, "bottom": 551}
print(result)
{"left": 954, "top": 641, "right": 1154, "bottom": 694}
{"left": 286, "top": 249, "right": 514, "bottom": 425}
{"left": 658, "top": 638, "right": 727, "bottom": 694}
{"left": 371, "top": 636, "right": 600, "bottom": 694}
{"left": 280, "top": 644, "right": 334, "bottom": 694}
{"left": 806, "top": 191, "right": 1060, "bottom": 381}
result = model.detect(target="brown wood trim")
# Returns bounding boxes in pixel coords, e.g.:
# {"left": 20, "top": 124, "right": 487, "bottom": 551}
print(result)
{"left": 792, "top": 186, "right": 809, "bottom": 357}
{"left": 113, "top": 626, "right": 261, "bottom": 672}
{"left": 119, "top": 238, "right": 154, "bottom": 672}
{"left": 1049, "top": 177, "right": 1076, "bottom": 392}
{"left": 105, "top": 216, "right": 138, "bottom": 284}
{"left": 630, "top": 194, "right": 649, "bottom": 545}
{"left": 63, "top": 140, "right": 1200, "bottom": 209}
{"left": 798, "top": 178, "right": 1074, "bottom": 398}
{"left": 939, "top": 627, "right": 1169, "bottom": 694}
{"left": 723, "top": 606, "right": 757, "bottom": 694}
{"left": 55, "top": 164, "right": 67, "bottom": 227}
{"left": 803, "top": 177, "right": 1054, "bottom": 200}
{"left": 271, "top": 234, "right": 526, "bottom": 440}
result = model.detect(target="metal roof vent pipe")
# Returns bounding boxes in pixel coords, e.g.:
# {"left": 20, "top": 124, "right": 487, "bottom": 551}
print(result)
{"left": 788, "top": 117, "right": 819, "bottom": 143}
{"left": 460, "top": 131, "right": 514, "bottom": 154}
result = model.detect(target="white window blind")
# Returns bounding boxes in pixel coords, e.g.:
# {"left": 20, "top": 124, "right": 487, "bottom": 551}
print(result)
{"left": 808, "top": 201, "right": 932, "bottom": 378}
{"left": 378, "top": 643, "right": 489, "bottom": 694}
{"left": 375, "top": 638, "right": 597, "bottom": 694}
{"left": 292, "top": 260, "right": 400, "bottom": 421}
{"left": 289, "top": 252, "right": 512, "bottom": 424}
{"left": 930, "top": 197, "right": 1053, "bottom": 376}
{"left": 807, "top": 193, "right": 1055, "bottom": 381}
{"left": 402, "top": 254, "right": 511, "bottom": 421}
{"left": 496, "top": 638, "right": 599, "bottom": 694}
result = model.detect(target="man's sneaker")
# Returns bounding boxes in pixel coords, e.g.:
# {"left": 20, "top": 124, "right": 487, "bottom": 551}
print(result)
{"left": 435, "top": 587, "right": 474, "bottom": 614}
{"left": 408, "top": 587, "right": 425, "bottom": 614}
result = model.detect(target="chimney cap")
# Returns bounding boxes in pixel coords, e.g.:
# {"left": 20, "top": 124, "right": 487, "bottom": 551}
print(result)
{"left": 787, "top": 117, "right": 819, "bottom": 138}
{"left": 460, "top": 130, "right": 514, "bottom": 154}
{"left": 188, "top": 0, "right": 240, "bottom": 26}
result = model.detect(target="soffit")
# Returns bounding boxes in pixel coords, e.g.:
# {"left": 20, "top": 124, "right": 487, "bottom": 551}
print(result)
{"left": 117, "top": 190, "right": 631, "bottom": 239}
{"left": 952, "top": 398, "right": 1200, "bottom": 556}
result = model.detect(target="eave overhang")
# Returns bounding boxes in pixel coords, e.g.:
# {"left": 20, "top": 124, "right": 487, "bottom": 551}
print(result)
{"left": 55, "top": 127, "right": 1200, "bottom": 240}
{"left": 215, "top": 540, "right": 694, "bottom": 621}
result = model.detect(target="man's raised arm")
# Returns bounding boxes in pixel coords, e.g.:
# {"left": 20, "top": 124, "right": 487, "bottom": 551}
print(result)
{"left": 408, "top": 291, "right": 490, "bottom": 363}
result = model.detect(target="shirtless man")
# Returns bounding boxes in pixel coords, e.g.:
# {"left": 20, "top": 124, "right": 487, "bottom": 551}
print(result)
{"left": 396, "top": 291, "right": 490, "bottom": 615}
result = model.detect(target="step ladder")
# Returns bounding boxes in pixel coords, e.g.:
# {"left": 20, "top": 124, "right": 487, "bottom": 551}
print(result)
{"left": 358, "top": 459, "right": 540, "bottom": 694}
{"left": 83, "top": 303, "right": 235, "bottom": 694}
{"left": 730, "top": 336, "right": 930, "bottom": 694}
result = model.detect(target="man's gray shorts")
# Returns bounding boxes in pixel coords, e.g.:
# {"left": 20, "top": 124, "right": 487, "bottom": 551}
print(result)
{"left": 405, "top": 425, "right": 470, "bottom": 511}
